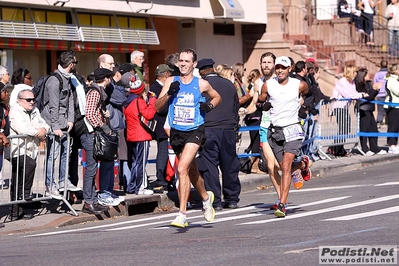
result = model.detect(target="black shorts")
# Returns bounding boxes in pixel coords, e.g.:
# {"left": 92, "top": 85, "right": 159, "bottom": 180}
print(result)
{"left": 170, "top": 125, "right": 206, "bottom": 155}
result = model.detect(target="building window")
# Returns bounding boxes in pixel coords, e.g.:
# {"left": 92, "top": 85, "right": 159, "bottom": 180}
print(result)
{"left": 1, "top": 7, "right": 70, "bottom": 24}
{"left": 213, "top": 23, "right": 235, "bottom": 36}
{"left": 1, "top": 7, "right": 30, "bottom": 21}
{"left": 78, "top": 13, "right": 146, "bottom": 28}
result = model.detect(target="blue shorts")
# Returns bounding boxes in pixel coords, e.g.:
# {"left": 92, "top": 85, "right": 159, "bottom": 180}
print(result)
{"left": 259, "top": 126, "right": 268, "bottom": 143}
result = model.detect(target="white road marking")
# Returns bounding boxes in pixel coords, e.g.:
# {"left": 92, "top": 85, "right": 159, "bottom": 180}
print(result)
{"left": 25, "top": 211, "right": 198, "bottom": 237}
{"left": 374, "top": 182, "right": 399, "bottom": 187}
{"left": 323, "top": 206, "right": 399, "bottom": 221}
{"left": 281, "top": 227, "right": 384, "bottom": 248}
{"left": 239, "top": 194, "right": 399, "bottom": 225}
{"left": 153, "top": 196, "right": 351, "bottom": 228}
{"left": 257, "top": 185, "right": 367, "bottom": 195}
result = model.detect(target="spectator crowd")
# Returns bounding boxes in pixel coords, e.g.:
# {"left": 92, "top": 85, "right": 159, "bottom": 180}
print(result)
{"left": 0, "top": 46, "right": 398, "bottom": 229}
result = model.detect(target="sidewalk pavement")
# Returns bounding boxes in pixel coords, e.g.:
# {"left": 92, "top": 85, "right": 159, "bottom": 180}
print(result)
{"left": 1, "top": 144, "right": 398, "bottom": 235}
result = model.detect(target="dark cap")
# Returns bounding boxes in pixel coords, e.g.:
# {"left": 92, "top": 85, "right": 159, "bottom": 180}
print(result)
{"left": 94, "top": 68, "right": 114, "bottom": 81}
{"left": 119, "top": 63, "right": 137, "bottom": 75}
{"left": 196, "top": 58, "right": 215, "bottom": 71}
{"left": 155, "top": 64, "right": 173, "bottom": 75}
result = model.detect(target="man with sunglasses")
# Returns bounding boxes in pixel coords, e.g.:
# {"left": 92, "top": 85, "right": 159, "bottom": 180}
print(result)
{"left": 8, "top": 89, "right": 49, "bottom": 220}
{"left": 41, "top": 50, "right": 80, "bottom": 199}
{"left": 258, "top": 56, "right": 311, "bottom": 218}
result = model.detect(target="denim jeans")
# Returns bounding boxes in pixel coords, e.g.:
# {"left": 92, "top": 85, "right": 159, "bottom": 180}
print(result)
{"left": 45, "top": 135, "right": 71, "bottom": 187}
{"left": 80, "top": 133, "right": 98, "bottom": 204}
{"left": 388, "top": 29, "right": 399, "bottom": 56}
{"left": 302, "top": 113, "right": 319, "bottom": 158}
{"left": 99, "top": 160, "right": 114, "bottom": 193}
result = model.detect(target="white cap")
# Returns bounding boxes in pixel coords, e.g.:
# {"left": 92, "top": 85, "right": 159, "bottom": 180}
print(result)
{"left": 275, "top": 56, "right": 291, "bottom": 67}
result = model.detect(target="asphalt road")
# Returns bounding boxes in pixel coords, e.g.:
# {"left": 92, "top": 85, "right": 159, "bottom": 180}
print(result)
{"left": 0, "top": 161, "right": 398, "bottom": 266}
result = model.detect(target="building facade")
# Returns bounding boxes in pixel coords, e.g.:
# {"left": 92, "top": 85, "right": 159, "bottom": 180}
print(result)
{"left": 0, "top": 0, "right": 267, "bottom": 83}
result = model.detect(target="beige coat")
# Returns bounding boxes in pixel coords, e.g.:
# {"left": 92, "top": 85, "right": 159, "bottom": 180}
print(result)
{"left": 9, "top": 103, "right": 50, "bottom": 159}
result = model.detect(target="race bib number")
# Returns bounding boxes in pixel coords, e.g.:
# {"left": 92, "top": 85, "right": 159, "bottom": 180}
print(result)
{"left": 260, "top": 111, "right": 271, "bottom": 128}
{"left": 173, "top": 106, "right": 195, "bottom": 125}
{"left": 283, "top": 123, "right": 304, "bottom": 142}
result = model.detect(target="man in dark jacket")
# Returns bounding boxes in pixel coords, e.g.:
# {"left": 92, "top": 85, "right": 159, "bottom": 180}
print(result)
{"left": 196, "top": 58, "right": 241, "bottom": 210}
{"left": 150, "top": 64, "right": 173, "bottom": 190}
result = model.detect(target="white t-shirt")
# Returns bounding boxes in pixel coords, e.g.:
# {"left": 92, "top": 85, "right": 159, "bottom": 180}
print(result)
{"left": 267, "top": 77, "right": 301, "bottom": 127}
{"left": 362, "top": 0, "right": 374, "bottom": 15}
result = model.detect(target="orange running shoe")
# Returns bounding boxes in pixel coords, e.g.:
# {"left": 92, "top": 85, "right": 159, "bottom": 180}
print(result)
{"left": 301, "top": 155, "right": 312, "bottom": 181}
{"left": 291, "top": 169, "right": 303, "bottom": 189}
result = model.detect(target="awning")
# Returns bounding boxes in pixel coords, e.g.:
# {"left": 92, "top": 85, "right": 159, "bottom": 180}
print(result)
{"left": 0, "top": 38, "right": 69, "bottom": 50}
{"left": 217, "top": 0, "right": 244, "bottom": 19}
{"left": 72, "top": 42, "right": 147, "bottom": 53}
{"left": 0, "top": 38, "right": 147, "bottom": 52}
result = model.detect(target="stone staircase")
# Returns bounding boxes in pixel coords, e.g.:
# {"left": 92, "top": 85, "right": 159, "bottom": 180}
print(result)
{"left": 284, "top": 17, "right": 391, "bottom": 77}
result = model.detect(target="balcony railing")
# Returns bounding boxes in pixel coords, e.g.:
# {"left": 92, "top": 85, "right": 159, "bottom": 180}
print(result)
{"left": 0, "top": 21, "right": 80, "bottom": 41}
{"left": 79, "top": 26, "right": 159, "bottom": 45}
{"left": 0, "top": 20, "right": 160, "bottom": 45}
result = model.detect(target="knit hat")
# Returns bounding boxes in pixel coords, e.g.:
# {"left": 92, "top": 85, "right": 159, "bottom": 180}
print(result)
{"left": 129, "top": 74, "right": 145, "bottom": 94}
{"left": 120, "top": 72, "right": 134, "bottom": 91}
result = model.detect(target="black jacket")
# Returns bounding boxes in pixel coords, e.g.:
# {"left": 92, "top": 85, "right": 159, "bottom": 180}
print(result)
{"left": 202, "top": 72, "right": 239, "bottom": 129}
{"left": 357, "top": 81, "right": 378, "bottom": 111}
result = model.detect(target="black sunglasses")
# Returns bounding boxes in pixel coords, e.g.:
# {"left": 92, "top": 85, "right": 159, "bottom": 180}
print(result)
{"left": 20, "top": 98, "right": 35, "bottom": 103}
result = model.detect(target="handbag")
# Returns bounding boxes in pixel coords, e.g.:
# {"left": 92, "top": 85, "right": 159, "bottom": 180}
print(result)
{"left": 93, "top": 129, "right": 118, "bottom": 161}
{"left": 90, "top": 86, "right": 119, "bottom": 161}
{"left": 239, "top": 149, "right": 252, "bottom": 174}
{"left": 137, "top": 99, "right": 157, "bottom": 140}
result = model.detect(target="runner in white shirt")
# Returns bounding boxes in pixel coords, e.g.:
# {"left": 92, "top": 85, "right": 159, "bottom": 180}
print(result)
{"left": 258, "top": 56, "right": 311, "bottom": 218}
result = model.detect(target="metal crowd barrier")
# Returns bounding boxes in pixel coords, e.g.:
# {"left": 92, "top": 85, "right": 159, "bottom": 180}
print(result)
{"left": 316, "top": 99, "right": 362, "bottom": 160}
{"left": 0, "top": 132, "right": 78, "bottom": 217}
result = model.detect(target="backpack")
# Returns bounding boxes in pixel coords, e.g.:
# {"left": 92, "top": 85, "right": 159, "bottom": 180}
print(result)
{"left": 32, "top": 72, "right": 63, "bottom": 112}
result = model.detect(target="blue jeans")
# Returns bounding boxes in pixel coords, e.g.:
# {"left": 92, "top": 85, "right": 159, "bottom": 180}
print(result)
{"left": 99, "top": 160, "right": 114, "bottom": 193}
{"left": 80, "top": 133, "right": 98, "bottom": 204}
{"left": 388, "top": 29, "right": 399, "bottom": 56}
{"left": 45, "top": 135, "right": 70, "bottom": 187}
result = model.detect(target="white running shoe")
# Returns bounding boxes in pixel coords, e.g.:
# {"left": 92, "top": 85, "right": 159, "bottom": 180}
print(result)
{"left": 365, "top": 151, "right": 374, "bottom": 156}
{"left": 202, "top": 191, "right": 215, "bottom": 222}
{"left": 137, "top": 188, "right": 154, "bottom": 195}
{"left": 388, "top": 146, "right": 399, "bottom": 154}
{"left": 377, "top": 149, "right": 387, "bottom": 155}
{"left": 170, "top": 214, "right": 188, "bottom": 228}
